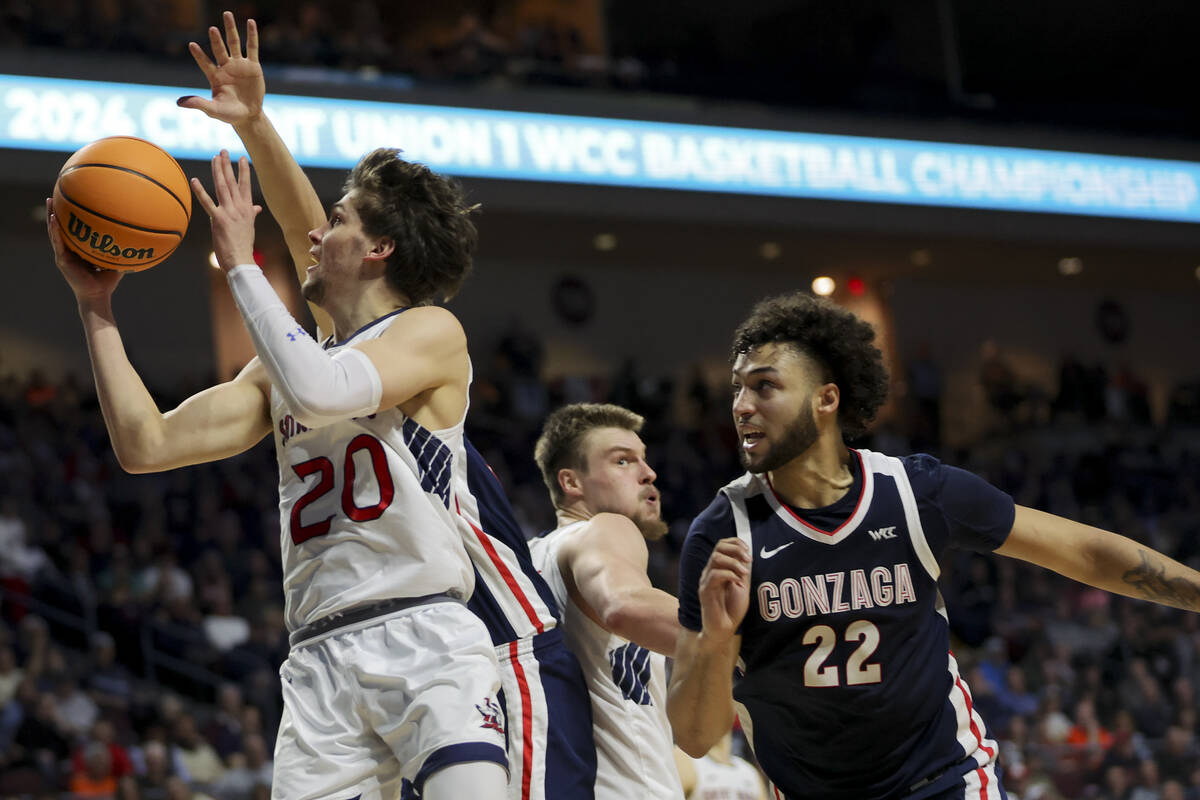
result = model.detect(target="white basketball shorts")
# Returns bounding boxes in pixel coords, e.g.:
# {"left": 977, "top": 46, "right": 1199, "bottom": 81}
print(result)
{"left": 273, "top": 600, "right": 509, "bottom": 800}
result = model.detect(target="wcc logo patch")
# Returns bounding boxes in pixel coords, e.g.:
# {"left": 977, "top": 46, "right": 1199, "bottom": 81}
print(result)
{"left": 476, "top": 696, "right": 505, "bottom": 734}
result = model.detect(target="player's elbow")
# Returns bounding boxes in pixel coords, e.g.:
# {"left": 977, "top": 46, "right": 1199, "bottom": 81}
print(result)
{"left": 600, "top": 600, "right": 634, "bottom": 635}
{"left": 110, "top": 428, "right": 170, "bottom": 474}
{"left": 675, "top": 736, "right": 710, "bottom": 760}
{"left": 114, "top": 444, "right": 169, "bottom": 474}
{"left": 284, "top": 388, "right": 354, "bottom": 429}
{"left": 670, "top": 719, "right": 717, "bottom": 758}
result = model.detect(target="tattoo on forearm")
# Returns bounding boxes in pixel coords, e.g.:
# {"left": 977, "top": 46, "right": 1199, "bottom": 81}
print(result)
{"left": 1122, "top": 550, "right": 1200, "bottom": 610}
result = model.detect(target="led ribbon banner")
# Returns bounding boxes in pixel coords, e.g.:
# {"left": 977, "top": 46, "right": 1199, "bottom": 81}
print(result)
{"left": 4, "top": 73, "right": 1198, "bottom": 222}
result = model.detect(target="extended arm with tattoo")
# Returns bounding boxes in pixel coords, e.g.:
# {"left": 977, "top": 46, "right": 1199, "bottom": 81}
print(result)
{"left": 996, "top": 505, "right": 1200, "bottom": 611}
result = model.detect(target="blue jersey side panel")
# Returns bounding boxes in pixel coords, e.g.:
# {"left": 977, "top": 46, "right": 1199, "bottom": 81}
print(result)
{"left": 462, "top": 436, "right": 564, "bottom": 644}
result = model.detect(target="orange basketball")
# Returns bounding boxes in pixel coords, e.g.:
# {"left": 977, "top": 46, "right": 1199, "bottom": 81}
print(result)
{"left": 53, "top": 136, "right": 192, "bottom": 272}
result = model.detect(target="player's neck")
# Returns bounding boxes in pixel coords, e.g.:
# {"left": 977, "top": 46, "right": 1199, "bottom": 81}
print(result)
{"left": 767, "top": 436, "right": 852, "bottom": 510}
{"left": 555, "top": 504, "right": 594, "bottom": 529}
{"left": 327, "top": 285, "right": 409, "bottom": 343}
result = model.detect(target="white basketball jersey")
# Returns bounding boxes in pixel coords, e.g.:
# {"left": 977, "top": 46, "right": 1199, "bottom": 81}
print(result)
{"left": 530, "top": 522, "right": 683, "bottom": 800}
{"left": 271, "top": 311, "right": 475, "bottom": 632}
{"left": 692, "top": 755, "right": 762, "bottom": 800}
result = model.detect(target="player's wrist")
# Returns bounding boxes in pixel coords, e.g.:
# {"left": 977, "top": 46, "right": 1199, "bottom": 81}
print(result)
{"left": 233, "top": 110, "right": 268, "bottom": 135}
{"left": 696, "top": 628, "right": 736, "bottom": 654}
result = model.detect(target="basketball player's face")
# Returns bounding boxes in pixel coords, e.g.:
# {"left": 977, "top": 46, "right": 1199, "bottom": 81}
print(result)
{"left": 304, "top": 192, "right": 372, "bottom": 305}
{"left": 577, "top": 427, "right": 668, "bottom": 540}
{"left": 732, "top": 343, "right": 820, "bottom": 474}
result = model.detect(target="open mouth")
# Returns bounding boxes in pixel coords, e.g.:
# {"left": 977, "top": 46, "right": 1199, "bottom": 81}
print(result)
{"left": 742, "top": 431, "right": 766, "bottom": 450}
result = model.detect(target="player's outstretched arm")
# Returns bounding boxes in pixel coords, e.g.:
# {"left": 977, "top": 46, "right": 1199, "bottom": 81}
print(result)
{"left": 668, "top": 537, "right": 748, "bottom": 757}
{"left": 178, "top": 11, "right": 332, "bottom": 336}
{"left": 559, "top": 513, "right": 681, "bottom": 656}
{"left": 46, "top": 199, "right": 273, "bottom": 472}
{"left": 996, "top": 504, "right": 1200, "bottom": 611}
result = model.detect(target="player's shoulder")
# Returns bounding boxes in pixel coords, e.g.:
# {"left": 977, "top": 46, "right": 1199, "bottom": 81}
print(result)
{"left": 860, "top": 449, "right": 948, "bottom": 494}
{"left": 866, "top": 449, "right": 998, "bottom": 505}
{"left": 561, "top": 514, "right": 643, "bottom": 557}
{"left": 388, "top": 304, "right": 464, "bottom": 334}
{"left": 586, "top": 511, "right": 644, "bottom": 539}
{"left": 687, "top": 487, "right": 740, "bottom": 542}
{"left": 373, "top": 305, "right": 467, "bottom": 352}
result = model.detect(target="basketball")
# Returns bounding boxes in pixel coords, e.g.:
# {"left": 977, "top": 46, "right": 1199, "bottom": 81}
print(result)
{"left": 52, "top": 136, "right": 192, "bottom": 272}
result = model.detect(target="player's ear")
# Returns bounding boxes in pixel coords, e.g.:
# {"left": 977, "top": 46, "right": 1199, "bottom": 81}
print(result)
{"left": 816, "top": 383, "right": 840, "bottom": 416}
{"left": 558, "top": 468, "right": 584, "bottom": 500}
{"left": 365, "top": 236, "right": 395, "bottom": 262}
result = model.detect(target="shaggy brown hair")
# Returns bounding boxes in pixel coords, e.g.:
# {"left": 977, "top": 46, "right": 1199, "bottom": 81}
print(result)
{"left": 732, "top": 292, "right": 890, "bottom": 437}
{"left": 345, "top": 149, "right": 478, "bottom": 305}
{"left": 534, "top": 403, "right": 645, "bottom": 507}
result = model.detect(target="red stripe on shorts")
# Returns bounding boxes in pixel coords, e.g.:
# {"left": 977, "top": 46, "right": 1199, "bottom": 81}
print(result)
{"left": 508, "top": 640, "right": 535, "bottom": 800}
{"left": 954, "top": 676, "right": 994, "bottom": 758}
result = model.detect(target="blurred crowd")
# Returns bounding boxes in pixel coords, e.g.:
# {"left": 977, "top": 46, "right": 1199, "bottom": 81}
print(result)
{"left": 2, "top": 0, "right": 649, "bottom": 93}
{"left": 3, "top": 329, "right": 1200, "bottom": 800}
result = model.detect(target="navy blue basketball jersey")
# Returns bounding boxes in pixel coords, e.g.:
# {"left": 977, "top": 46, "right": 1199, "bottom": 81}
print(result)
{"left": 456, "top": 437, "right": 563, "bottom": 644}
{"left": 678, "top": 450, "right": 1015, "bottom": 800}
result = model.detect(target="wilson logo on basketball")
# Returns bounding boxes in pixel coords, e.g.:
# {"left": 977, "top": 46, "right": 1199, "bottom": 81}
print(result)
{"left": 67, "top": 212, "right": 155, "bottom": 262}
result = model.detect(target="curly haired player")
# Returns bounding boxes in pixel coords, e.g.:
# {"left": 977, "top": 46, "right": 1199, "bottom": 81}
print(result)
{"left": 669, "top": 292, "right": 1200, "bottom": 800}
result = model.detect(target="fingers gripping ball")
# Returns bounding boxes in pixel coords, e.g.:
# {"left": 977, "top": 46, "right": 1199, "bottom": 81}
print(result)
{"left": 53, "top": 136, "right": 192, "bottom": 271}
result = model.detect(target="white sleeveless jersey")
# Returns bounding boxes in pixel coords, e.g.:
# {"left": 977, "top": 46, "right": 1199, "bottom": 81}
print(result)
{"left": 691, "top": 754, "right": 762, "bottom": 800}
{"left": 529, "top": 522, "right": 683, "bottom": 800}
{"left": 271, "top": 311, "right": 475, "bottom": 632}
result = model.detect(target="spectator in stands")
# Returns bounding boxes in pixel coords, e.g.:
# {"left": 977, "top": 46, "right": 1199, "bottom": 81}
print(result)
{"left": 1101, "top": 764, "right": 1133, "bottom": 800}
{"left": 0, "top": 643, "right": 22, "bottom": 707}
{"left": 1123, "top": 659, "right": 1174, "bottom": 740}
{"left": 1132, "top": 759, "right": 1164, "bottom": 800}
{"left": 68, "top": 739, "right": 122, "bottom": 798}
{"left": 202, "top": 582, "right": 250, "bottom": 654}
{"left": 205, "top": 682, "right": 245, "bottom": 759}
{"left": 13, "top": 688, "right": 71, "bottom": 778}
{"left": 137, "top": 739, "right": 176, "bottom": 800}
{"left": 209, "top": 732, "right": 272, "bottom": 800}
{"left": 86, "top": 631, "right": 134, "bottom": 715}
{"left": 906, "top": 342, "right": 942, "bottom": 449}
{"left": 71, "top": 719, "right": 134, "bottom": 782}
{"left": 50, "top": 669, "right": 99, "bottom": 738}
{"left": 1158, "top": 726, "right": 1198, "bottom": 785}
{"left": 137, "top": 549, "right": 193, "bottom": 606}
{"left": 979, "top": 339, "right": 1023, "bottom": 427}
{"left": 172, "top": 715, "right": 224, "bottom": 790}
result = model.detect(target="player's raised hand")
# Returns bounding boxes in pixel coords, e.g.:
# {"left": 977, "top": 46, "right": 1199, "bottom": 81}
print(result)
{"left": 698, "top": 538, "right": 751, "bottom": 642}
{"left": 191, "top": 151, "right": 262, "bottom": 272}
{"left": 177, "top": 11, "right": 265, "bottom": 127}
{"left": 45, "top": 198, "right": 124, "bottom": 302}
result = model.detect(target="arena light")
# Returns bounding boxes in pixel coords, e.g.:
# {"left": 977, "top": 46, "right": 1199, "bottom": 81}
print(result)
{"left": 759, "top": 242, "right": 782, "bottom": 261}
{"left": 4, "top": 73, "right": 1200, "bottom": 223}
{"left": 812, "top": 276, "right": 836, "bottom": 296}
{"left": 1057, "top": 257, "right": 1083, "bottom": 276}
{"left": 592, "top": 233, "right": 617, "bottom": 251}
